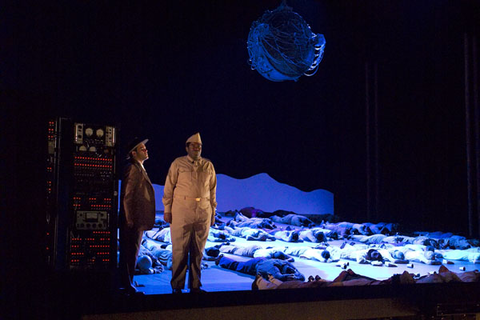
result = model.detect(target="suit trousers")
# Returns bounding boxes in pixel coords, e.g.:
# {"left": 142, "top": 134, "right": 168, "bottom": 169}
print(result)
{"left": 120, "top": 226, "right": 144, "bottom": 288}
{"left": 170, "top": 199, "right": 211, "bottom": 290}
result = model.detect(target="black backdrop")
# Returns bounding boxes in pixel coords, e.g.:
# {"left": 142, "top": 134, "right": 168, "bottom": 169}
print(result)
{"left": 2, "top": 0, "right": 480, "bottom": 286}
{"left": 2, "top": 1, "right": 480, "bottom": 318}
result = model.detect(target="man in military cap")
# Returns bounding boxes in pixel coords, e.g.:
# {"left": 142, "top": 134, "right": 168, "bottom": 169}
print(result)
{"left": 163, "top": 133, "right": 217, "bottom": 294}
{"left": 119, "top": 138, "right": 156, "bottom": 295}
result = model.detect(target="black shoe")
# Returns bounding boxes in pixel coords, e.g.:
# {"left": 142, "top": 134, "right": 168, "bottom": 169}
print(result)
{"left": 215, "top": 254, "right": 224, "bottom": 266}
{"left": 190, "top": 288, "right": 206, "bottom": 293}
{"left": 172, "top": 288, "right": 183, "bottom": 294}
{"left": 120, "top": 285, "right": 145, "bottom": 296}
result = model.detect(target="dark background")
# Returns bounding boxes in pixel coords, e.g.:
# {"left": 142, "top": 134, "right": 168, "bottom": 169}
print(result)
{"left": 3, "top": 0, "right": 480, "bottom": 242}
{"left": 2, "top": 1, "right": 480, "bottom": 318}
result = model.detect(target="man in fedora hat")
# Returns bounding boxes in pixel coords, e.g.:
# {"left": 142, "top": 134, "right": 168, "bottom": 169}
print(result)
{"left": 163, "top": 133, "right": 217, "bottom": 294}
{"left": 119, "top": 138, "right": 156, "bottom": 295}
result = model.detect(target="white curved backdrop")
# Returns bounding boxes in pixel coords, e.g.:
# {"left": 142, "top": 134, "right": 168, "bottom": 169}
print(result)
{"left": 122, "top": 173, "right": 334, "bottom": 215}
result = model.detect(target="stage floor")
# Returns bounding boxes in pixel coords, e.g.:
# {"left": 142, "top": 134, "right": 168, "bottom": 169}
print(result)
{"left": 132, "top": 214, "right": 480, "bottom": 295}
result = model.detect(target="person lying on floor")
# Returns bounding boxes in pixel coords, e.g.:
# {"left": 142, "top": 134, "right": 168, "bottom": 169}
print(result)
{"left": 355, "top": 248, "right": 386, "bottom": 265}
{"left": 141, "top": 238, "right": 173, "bottom": 269}
{"left": 208, "top": 229, "right": 237, "bottom": 242}
{"left": 202, "top": 244, "right": 223, "bottom": 260}
{"left": 135, "top": 255, "right": 166, "bottom": 275}
{"left": 256, "top": 266, "right": 478, "bottom": 288}
{"left": 231, "top": 210, "right": 251, "bottom": 222}
{"left": 337, "top": 241, "right": 409, "bottom": 264}
{"left": 328, "top": 268, "right": 403, "bottom": 287}
{"left": 144, "top": 227, "right": 171, "bottom": 243}
{"left": 438, "top": 247, "right": 480, "bottom": 263}
{"left": 438, "top": 235, "right": 479, "bottom": 250}
{"left": 330, "top": 243, "right": 387, "bottom": 265}
{"left": 268, "top": 229, "right": 303, "bottom": 242}
{"left": 348, "top": 234, "right": 388, "bottom": 244}
{"left": 312, "top": 227, "right": 339, "bottom": 240}
{"left": 341, "top": 268, "right": 463, "bottom": 286}
{"left": 375, "top": 248, "right": 409, "bottom": 264}
{"left": 219, "top": 243, "right": 262, "bottom": 257}
{"left": 323, "top": 221, "right": 400, "bottom": 237}
{"left": 224, "top": 225, "right": 276, "bottom": 241}
{"left": 329, "top": 243, "right": 407, "bottom": 265}
{"left": 143, "top": 238, "right": 219, "bottom": 266}
{"left": 415, "top": 265, "right": 480, "bottom": 284}
{"left": 282, "top": 246, "right": 338, "bottom": 263}
{"left": 253, "top": 247, "right": 295, "bottom": 262}
{"left": 258, "top": 268, "right": 390, "bottom": 288}
{"left": 333, "top": 222, "right": 373, "bottom": 235}
{"left": 228, "top": 212, "right": 277, "bottom": 229}
{"left": 271, "top": 213, "right": 314, "bottom": 227}
{"left": 298, "top": 227, "right": 334, "bottom": 242}
{"left": 154, "top": 217, "right": 170, "bottom": 229}
{"left": 135, "top": 244, "right": 167, "bottom": 274}
{"left": 283, "top": 242, "right": 399, "bottom": 264}
{"left": 253, "top": 268, "right": 419, "bottom": 289}
{"left": 361, "top": 222, "right": 391, "bottom": 235}
{"left": 218, "top": 243, "right": 294, "bottom": 261}
{"left": 362, "top": 222, "right": 398, "bottom": 235}
{"left": 402, "top": 244, "right": 443, "bottom": 256}
{"left": 410, "top": 236, "right": 440, "bottom": 248}
{"left": 399, "top": 245, "right": 443, "bottom": 265}
{"left": 239, "top": 207, "right": 269, "bottom": 218}
{"left": 252, "top": 273, "right": 330, "bottom": 290}
{"left": 411, "top": 234, "right": 479, "bottom": 250}
{"left": 320, "top": 222, "right": 351, "bottom": 238}
{"left": 417, "top": 231, "right": 480, "bottom": 249}
{"left": 333, "top": 242, "right": 367, "bottom": 260}
{"left": 212, "top": 214, "right": 226, "bottom": 228}
{"left": 381, "top": 235, "right": 414, "bottom": 245}
{"left": 380, "top": 234, "right": 438, "bottom": 247}
{"left": 358, "top": 243, "right": 410, "bottom": 263}
{"left": 215, "top": 255, "right": 305, "bottom": 281}
{"left": 414, "top": 231, "right": 452, "bottom": 238}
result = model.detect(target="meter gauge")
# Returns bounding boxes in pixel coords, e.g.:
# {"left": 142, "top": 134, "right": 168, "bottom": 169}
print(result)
{"left": 88, "top": 146, "right": 97, "bottom": 152}
{"left": 96, "top": 128, "right": 104, "bottom": 138}
{"left": 79, "top": 145, "right": 88, "bottom": 152}
{"left": 85, "top": 127, "right": 94, "bottom": 137}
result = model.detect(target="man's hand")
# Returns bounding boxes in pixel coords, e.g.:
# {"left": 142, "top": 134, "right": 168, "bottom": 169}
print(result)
{"left": 164, "top": 212, "right": 172, "bottom": 224}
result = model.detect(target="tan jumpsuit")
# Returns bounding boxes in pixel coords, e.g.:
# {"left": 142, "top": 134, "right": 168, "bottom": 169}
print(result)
{"left": 163, "top": 155, "right": 217, "bottom": 290}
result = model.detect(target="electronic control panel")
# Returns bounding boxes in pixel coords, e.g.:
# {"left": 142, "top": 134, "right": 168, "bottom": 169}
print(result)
{"left": 46, "top": 118, "right": 118, "bottom": 271}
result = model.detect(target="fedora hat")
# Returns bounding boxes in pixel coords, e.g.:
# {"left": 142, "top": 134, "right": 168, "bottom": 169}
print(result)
{"left": 126, "top": 137, "right": 148, "bottom": 159}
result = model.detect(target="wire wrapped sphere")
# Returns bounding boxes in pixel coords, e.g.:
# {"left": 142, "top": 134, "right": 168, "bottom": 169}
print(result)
{"left": 247, "top": 3, "right": 326, "bottom": 82}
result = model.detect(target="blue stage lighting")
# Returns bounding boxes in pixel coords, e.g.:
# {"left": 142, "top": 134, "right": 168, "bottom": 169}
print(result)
{"left": 247, "top": 2, "right": 326, "bottom": 82}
